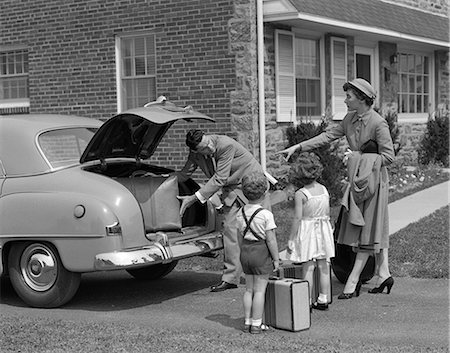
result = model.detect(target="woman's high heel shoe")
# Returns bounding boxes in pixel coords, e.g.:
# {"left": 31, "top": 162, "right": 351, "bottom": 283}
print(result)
{"left": 338, "top": 281, "right": 362, "bottom": 299}
{"left": 368, "top": 277, "right": 394, "bottom": 294}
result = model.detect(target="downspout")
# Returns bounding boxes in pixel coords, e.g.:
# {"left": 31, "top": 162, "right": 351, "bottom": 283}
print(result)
{"left": 257, "top": 0, "right": 266, "bottom": 171}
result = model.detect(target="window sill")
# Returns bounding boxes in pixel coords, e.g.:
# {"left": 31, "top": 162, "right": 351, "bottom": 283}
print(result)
{"left": 397, "top": 114, "right": 428, "bottom": 124}
{"left": 0, "top": 99, "right": 30, "bottom": 108}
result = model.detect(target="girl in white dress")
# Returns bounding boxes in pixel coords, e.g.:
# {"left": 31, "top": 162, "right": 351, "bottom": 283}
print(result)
{"left": 287, "top": 152, "right": 335, "bottom": 310}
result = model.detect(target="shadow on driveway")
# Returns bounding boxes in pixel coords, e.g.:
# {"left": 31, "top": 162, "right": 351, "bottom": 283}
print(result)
{"left": 1, "top": 270, "right": 221, "bottom": 311}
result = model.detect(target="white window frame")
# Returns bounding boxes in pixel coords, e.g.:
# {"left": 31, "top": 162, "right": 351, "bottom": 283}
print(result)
{"left": 396, "top": 48, "right": 435, "bottom": 123}
{"left": 115, "top": 32, "right": 157, "bottom": 113}
{"left": 293, "top": 35, "right": 323, "bottom": 121}
{"left": 0, "top": 46, "right": 29, "bottom": 110}
{"left": 331, "top": 37, "right": 348, "bottom": 120}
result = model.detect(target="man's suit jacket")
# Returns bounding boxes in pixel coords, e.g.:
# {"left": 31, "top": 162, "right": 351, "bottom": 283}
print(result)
{"left": 180, "top": 135, "right": 264, "bottom": 206}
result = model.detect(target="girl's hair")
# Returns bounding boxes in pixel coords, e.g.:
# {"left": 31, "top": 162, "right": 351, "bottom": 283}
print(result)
{"left": 289, "top": 152, "right": 324, "bottom": 188}
{"left": 343, "top": 82, "right": 374, "bottom": 106}
{"left": 242, "top": 171, "right": 268, "bottom": 201}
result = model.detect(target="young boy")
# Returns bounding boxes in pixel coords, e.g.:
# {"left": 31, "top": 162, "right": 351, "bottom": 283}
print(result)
{"left": 237, "top": 171, "right": 279, "bottom": 334}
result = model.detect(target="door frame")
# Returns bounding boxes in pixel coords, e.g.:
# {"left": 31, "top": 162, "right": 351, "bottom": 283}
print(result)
{"left": 355, "top": 46, "right": 379, "bottom": 107}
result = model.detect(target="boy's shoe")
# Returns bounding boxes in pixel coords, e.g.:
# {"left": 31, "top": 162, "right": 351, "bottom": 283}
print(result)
{"left": 250, "top": 324, "right": 271, "bottom": 334}
{"left": 312, "top": 302, "right": 329, "bottom": 311}
{"left": 243, "top": 324, "right": 251, "bottom": 333}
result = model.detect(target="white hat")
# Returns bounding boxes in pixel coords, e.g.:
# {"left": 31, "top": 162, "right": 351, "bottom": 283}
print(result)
{"left": 347, "top": 78, "right": 377, "bottom": 99}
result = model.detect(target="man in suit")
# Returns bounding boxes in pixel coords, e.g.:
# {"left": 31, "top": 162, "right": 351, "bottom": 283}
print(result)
{"left": 177, "top": 129, "right": 270, "bottom": 292}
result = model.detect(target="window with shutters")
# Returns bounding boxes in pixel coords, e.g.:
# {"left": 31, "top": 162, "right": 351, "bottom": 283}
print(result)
{"left": 275, "top": 32, "right": 349, "bottom": 122}
{"left": 275, "top": 31, "right": 323, "bottom": 122}
{"left": 117, "top": 34, "right": 157, "bottom": 111}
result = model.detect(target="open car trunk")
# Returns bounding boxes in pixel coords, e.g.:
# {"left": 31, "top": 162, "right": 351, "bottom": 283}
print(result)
{"left": 79, "top": 101, "right": 218, "bottom": 244}
{"left": 83, "top": 161, "right": 214, "bottom": 241}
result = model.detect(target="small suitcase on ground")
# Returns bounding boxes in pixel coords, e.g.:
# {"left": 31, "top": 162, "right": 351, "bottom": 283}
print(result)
{"left": 264, "top": 278, "right": 310, "bottom": 332}
{"left": 278, "top": 261, "right": 332, "bottom": 304}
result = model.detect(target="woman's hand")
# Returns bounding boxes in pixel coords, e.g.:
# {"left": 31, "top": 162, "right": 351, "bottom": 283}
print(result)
{"left": 275, "top": 144, "right": 300, "bottom": 162}
{"left": 343, "top": 148, "right": 353, "bottom": 166}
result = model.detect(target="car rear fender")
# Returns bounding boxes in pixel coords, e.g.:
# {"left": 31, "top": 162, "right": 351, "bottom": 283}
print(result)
{"left": 0, "top": 191, "right": 146, "bottom": 272}
{"left": 0, "top": 192, "right": 124, "bottom": 238}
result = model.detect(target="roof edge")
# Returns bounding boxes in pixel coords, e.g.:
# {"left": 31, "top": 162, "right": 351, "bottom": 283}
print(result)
{"left": 264, "top": 10, "right": 450, "bottom": 48}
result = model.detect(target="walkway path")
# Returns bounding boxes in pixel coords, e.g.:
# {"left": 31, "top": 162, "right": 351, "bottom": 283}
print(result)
{"left": 388, "top": 180, "right": 449, "bottom": 235}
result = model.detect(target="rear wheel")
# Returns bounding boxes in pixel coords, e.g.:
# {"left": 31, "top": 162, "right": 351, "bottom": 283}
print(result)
{"left": 8, "top": 242, "right": 81, "bottom": 308}
{"left": 126, "top": 261, "right": 178, "bottom": 280}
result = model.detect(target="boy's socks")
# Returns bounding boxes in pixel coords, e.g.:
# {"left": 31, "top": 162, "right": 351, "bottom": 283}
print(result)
{"left": 245, "top": 318, "right": 252, "bottom": 325}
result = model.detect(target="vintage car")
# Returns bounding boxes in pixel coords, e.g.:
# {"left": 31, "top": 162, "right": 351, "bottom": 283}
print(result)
{"left": 0, "top": 101, "right": 223, "bottom": 308}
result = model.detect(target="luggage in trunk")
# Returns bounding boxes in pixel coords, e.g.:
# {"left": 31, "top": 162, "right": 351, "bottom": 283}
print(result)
{"left": 117, "top": 174, "right": 182, "bottom": 232}
{"left": 264, "top": 278, "right": 310, "bottom": 332}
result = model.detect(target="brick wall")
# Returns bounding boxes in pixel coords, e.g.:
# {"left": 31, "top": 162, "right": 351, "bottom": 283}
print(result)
{"left": 1, "top": 0, "right": 236, "bottom": 172}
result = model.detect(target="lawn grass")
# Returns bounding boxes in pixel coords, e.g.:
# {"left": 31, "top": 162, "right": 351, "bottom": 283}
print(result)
{"left": 389, "top": 205, "right": 449, "bottom": 278}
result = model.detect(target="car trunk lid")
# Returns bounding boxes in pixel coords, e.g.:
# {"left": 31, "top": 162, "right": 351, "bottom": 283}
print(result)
{"left": 80, "top": 100, "right": 214, "bottom": 164}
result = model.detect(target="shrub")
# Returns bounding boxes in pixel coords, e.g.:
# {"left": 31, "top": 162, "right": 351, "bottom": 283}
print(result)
{"left": 375, "top": 107, "right": 402, "bottom": 156}
{"left": 284, "top": 117, "right": 346, "bottom": 206}
{"left": 384, "top": 109, "right": 402, "bottom": 156}
{"left": 418, "top": 107, "right": 449, "bottom": 167}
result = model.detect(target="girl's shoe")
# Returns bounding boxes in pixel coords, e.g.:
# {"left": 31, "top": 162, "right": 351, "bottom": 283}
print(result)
{"left": 368, "top": 277, "right": 394, "bottom": 294}
{"left": 250, "top": 324, "right": 271, "bottom": 334}
{"left": 243, "top": 324, "right": 251, "bottom": 333}
{"left": 338, "top": 281, "right": 362, "bottom": 299}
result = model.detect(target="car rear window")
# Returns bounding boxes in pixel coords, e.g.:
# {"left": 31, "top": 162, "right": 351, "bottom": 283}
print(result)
{"left": 38, "top": 127, "right": 98, "bottom": 168}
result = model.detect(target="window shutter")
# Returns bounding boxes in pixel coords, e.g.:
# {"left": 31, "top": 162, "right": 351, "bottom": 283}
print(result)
{"left": 331, "top": 38, "right": 347, "bottom": 120}
{"left": 275, "top": 30, "right": 296, "bottom": 123}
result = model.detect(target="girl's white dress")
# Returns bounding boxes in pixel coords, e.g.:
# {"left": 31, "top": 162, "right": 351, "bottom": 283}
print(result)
{"left": 287, "top": 185, "right": 335, "bottom": 262}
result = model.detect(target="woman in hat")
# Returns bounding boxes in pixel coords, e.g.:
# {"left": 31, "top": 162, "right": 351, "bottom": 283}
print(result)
{"left": 277, "top": 78, "right": 395, "bottom": 299}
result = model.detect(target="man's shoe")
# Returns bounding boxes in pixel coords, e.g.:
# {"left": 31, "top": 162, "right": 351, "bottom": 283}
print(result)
{"left": 312, "top": 302, "right": 329, "bottom": 311}
{"left": 210, "top": 281, "right": 238, "bottom": 292}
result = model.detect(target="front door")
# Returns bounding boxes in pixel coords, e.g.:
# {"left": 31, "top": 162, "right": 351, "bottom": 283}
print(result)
{"left": 355, "top": 46, "right": 375, "bottom": 83}
{"left": 355, "top": 46, "right": 379, "bottom": 106}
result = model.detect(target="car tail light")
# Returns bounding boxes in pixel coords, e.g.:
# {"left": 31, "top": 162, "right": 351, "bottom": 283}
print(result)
{"left": 106, "top": 222, "right": 122, "bottom": 236}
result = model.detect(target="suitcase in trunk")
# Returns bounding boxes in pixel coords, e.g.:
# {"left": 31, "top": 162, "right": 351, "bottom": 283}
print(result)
{"left": 264, "top": 278, "right": 310, "bottom": 332}
{"left": 278, "top": 261, "right": 332, "bottom": 304}
{"left": 117, "top": 175, "right": 182, "bottom": 232}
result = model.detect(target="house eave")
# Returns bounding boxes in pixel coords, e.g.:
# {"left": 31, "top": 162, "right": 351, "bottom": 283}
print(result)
{"left": 264, "top": 12, "right": 450, "bottom": 50}
{"left": 264, "top": 0, "right": 450, "bottom": 50}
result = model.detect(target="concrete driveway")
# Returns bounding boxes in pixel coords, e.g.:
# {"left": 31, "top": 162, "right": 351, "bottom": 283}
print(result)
{"left": 1, "top": 269, "right": 448, "bottom": 351}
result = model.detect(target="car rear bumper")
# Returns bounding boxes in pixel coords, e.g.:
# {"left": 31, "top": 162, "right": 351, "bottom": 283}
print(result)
{"left": 94, "top": 231, "right": 223, "bottom": 270}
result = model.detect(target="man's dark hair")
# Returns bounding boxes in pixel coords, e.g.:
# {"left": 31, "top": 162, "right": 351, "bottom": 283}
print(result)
{"left": 186, "top": 129, "right": 204, "bottom": 150}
